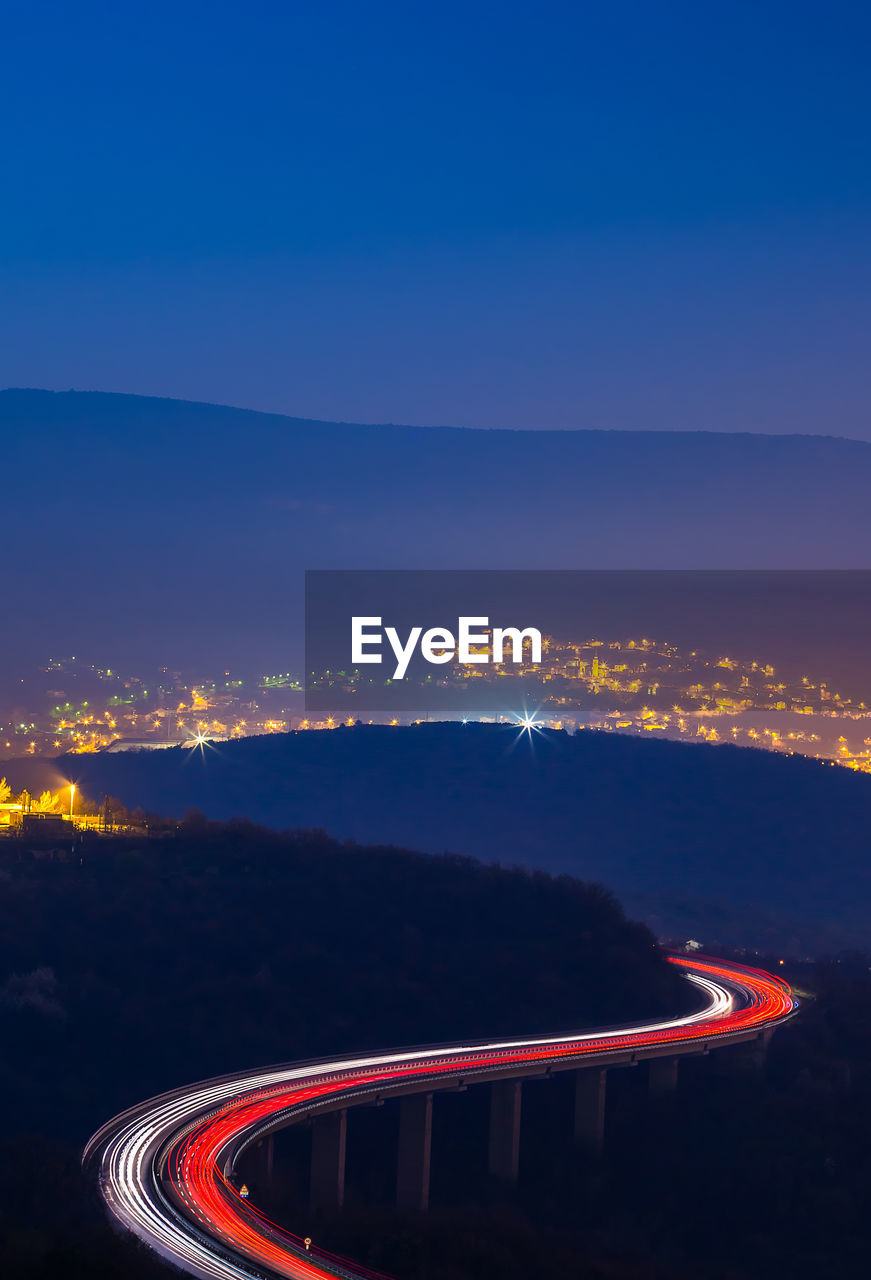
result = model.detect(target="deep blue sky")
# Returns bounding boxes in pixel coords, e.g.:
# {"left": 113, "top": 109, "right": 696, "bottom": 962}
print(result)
{"left": 1, "top": 1, "right": 870, "bottom": 435}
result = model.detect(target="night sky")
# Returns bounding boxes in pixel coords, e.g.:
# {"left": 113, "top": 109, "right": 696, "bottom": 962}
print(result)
{"left": 2, "top": 1, "right": 870, "bottom": 436}
{"left": 2, "top": 3, "right": 870, "bottom": 675}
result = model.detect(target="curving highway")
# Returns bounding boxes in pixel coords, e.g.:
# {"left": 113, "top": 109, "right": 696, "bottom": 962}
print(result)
{"left": 84, "top": 954, "right": 796, "bottom": 1280}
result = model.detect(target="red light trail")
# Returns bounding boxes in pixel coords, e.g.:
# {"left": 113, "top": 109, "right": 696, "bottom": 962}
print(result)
{"left": 86, "top": 954, "right": 795, "bottom": 1280}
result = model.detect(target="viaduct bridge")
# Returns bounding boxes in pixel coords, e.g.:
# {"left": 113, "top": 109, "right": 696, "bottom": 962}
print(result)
{"left": 85, "top": 953, "right": 796, "bottom": 1280}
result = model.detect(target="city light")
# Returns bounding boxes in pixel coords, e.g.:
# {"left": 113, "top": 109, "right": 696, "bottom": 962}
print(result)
{"left": 3, "top": 642, "right": 871, "bottom": 773}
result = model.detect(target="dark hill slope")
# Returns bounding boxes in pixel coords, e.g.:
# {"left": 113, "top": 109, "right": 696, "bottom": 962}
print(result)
{"left": 65, "top": 722, "right": 871, "bottom": 953}
{"left": 0, "top": 823, "right": 681, "bottom": 1142}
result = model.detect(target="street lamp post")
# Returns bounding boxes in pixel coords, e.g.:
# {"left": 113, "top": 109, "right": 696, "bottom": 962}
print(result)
{"left": 70, "top": 783, "right": 76, "bottom": 819}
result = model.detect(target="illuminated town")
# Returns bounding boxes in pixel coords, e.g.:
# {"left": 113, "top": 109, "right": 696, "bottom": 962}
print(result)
{"left": 0, "top": 658, "right": 303, "bottom": 761}
{"left": 2, "top": 637, "right": 871, "bottom": 776}
{"left": 450, "top": 634, "right": 871, "bottom": 772}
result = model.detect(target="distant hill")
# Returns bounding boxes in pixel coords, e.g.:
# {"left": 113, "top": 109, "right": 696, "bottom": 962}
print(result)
{"left": 3, "top": 388, "right": 871, "bottom": 673}
{"left": 63, "top": 722, "right": 871, "bottom": 954}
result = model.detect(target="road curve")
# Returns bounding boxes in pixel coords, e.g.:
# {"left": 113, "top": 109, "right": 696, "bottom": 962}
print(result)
{"left": 84, "top": 954, "right": 795, "bottom": 1280}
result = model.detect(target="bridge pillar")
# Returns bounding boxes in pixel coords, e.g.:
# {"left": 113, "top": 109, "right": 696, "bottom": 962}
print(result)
{"left": 574, "top": 1068, "right": 606, "bottom": 1153}
{"left": 257, "top": 1133, "right": 274, "bottom": 1179}
{"left": 396, "top": 1092, "right": 433, "bottom": 1211}
{"left": 310, "top": 1109, "right": 347, "bottom": 1214}
{"left": 737, "top": 1028, "right": 774, "bottom": 1070}
{"left": 488, "top": 1079, "right": 522, "bottom": 1183}
{"left": 648, "top": 1056, "right": 679, "bottom": 1098}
